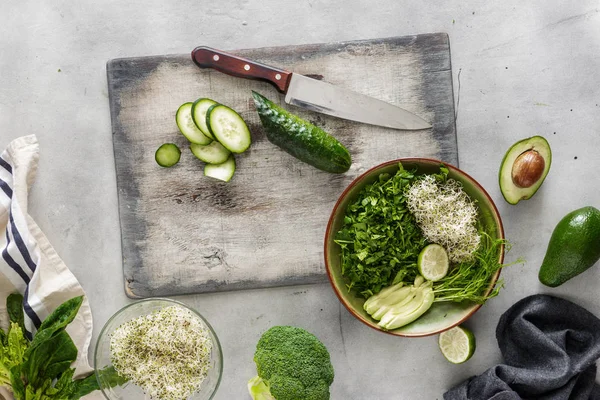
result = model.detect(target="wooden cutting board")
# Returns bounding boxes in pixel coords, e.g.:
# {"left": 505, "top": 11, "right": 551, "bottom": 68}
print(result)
{"left": 107, "top": 33, "right": 458, "bottom": 298}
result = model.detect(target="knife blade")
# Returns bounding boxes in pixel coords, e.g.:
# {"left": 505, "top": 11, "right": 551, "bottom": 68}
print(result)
{"left": 191, "top": 46, "right": 432, "bottom": 130}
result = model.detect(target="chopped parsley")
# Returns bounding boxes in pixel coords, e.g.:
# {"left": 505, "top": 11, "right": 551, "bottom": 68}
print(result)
{"left": 334, "top": 164, "right": 427, "bottom": 298}
{"left": 110, "top": 305, "right": 213, "bottom": 400}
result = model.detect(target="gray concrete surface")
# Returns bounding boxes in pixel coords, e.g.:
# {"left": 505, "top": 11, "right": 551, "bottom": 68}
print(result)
{"left": 1, "top": 1, "right": 600, "bottom": 399}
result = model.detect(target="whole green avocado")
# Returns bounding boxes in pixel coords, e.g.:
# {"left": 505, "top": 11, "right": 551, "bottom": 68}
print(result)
{"left": 539, "top": 206, "right": 600, "bottom": 287}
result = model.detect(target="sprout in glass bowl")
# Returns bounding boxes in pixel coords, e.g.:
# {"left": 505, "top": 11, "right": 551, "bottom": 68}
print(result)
{"left": 94, "top": 298, "right": 223, "bottom": 400}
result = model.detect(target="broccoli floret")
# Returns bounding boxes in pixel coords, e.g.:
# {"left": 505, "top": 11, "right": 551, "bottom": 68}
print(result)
{"left": 248, "top": 326, "right": 334, "bottom": 400}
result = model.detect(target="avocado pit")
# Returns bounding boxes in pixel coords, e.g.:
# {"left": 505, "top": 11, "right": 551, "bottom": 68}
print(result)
{"left": 498, "top": 135, "right": 552, "bottom": 205}
{"left": 511, "top": 150, "right": 545, "bottom": 188}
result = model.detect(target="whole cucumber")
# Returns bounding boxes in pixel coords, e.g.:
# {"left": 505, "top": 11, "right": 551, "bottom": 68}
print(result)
{"left": 251, "top": 91, "right": 351, "bottom": 173}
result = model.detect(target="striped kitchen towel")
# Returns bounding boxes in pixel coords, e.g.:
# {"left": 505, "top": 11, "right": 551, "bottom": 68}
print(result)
{"left": 0, "top": 135, "right": 97, "bottom": 398}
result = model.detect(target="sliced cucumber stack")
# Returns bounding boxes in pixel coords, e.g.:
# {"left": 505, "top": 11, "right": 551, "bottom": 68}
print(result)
{"left": 190, "top": 141, "right": 231, "bottom": 165}
{"left": 206, "top": 104, "right": 252, "bottom": 153}
{"left": 204, "top": 155, "right": 236, "bottom": 182}
{"left": 191, "top": 98, "right": 218, "bottom": 140}
{"left": 155, "top": 143, "right": 181, "bottom": 167}
{"left": 160, "top": 97, "right": 252, "bottom": 182}
{"left": 176, "top": 102, "right": 212, "bottom": 145}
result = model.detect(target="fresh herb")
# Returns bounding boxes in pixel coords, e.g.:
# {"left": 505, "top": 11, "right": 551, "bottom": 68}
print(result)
{"left": 433, "top": 232, "right": 517, "bottom": 304}
{"left": 0, "top": 294, "right": 124, "bottom": 400}
{"left": 6, "top": 293, "right": 26, "bottom": 336}
{"left": 334, "top": 163, "right": 428, "bottom": 298}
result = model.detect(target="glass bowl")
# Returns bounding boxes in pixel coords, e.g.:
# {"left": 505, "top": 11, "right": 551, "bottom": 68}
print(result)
{"left": 94, "top": 298, "right": 223, "bottom": 400}
{"left": 324, "top": 158, "right": 505, "bottom": 337}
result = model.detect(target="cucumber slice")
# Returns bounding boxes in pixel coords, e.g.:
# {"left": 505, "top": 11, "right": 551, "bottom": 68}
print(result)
{"left": 155, "top": 143, "right": 181, "bottom": 167}
{"left": 206, "top": 105, "right": 251, "bottom": 153}
{"left": 191, "top": 98, "right": 218, "bottom": 140}
{"left": 204, "top": 155, "right": 236, "bottom": 182}
{"left": 176, "top": 102, "right": 212, "bottom": 145}
{"left": 190, "top": 141, "right": 231, "bottom": 164}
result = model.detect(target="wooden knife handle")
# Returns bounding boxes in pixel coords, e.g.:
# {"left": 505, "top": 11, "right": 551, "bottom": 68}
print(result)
{"left": 191, "top": 46, "right": 292, "bottom": 93}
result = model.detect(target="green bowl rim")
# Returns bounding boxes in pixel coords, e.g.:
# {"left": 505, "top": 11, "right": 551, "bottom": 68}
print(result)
{"left": 94, "top": 297, "right": 223, "bottom": 399}
{"left": 323, "top": 157, "right": 506, "bottom": 338}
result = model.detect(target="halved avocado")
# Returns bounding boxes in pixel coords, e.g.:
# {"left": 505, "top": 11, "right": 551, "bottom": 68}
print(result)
{"left": 499, "top": 136, "right": 551, "bottom": 204}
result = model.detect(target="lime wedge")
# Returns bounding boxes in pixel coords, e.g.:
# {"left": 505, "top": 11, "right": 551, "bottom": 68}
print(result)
{"left": 418, "top": 244, "right": 449, "bottom": 282}
{"left": 438, "top": 325, "right": 476, "bottom": 364}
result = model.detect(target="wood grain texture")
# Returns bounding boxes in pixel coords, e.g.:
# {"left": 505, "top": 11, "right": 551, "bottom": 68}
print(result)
{"left": 107, "top": 33, "right": 458, "bottom": 298}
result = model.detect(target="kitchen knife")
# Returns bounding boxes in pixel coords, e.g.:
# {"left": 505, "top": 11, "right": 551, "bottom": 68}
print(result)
{"left": 191, "top": 46, "right": 432, "bottom": 130}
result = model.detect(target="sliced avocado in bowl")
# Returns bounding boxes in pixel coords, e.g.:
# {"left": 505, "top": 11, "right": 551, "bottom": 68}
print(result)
{"left": 499, "top": 136, "right": 551, "bottom": 204}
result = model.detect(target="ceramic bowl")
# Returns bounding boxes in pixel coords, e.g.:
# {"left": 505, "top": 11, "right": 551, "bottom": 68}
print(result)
{"left": 324, "top": 158, "right": 505, "bottom": 337}
{"left": 94, "top": 298, "right": 223, "bottom": 400}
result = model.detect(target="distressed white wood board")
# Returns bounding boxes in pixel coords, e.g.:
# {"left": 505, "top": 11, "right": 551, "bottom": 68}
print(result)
{"left": 107, "top": 33, "right": 458, "bottom": 298}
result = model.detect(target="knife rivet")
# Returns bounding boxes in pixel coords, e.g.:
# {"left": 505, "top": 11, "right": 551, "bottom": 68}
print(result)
{"left": 213, "top": 55, "right": 220, "bottom": 61}
{"left": 275, "top": 73, "right": 281, "bottom": 80}
{"left": 244, "top": 64, "right": 251, "bottom": 71}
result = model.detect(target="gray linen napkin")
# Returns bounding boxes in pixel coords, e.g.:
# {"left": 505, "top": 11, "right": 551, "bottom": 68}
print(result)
{"left": 444, "top": 294, "right": 600, "bottom": 400}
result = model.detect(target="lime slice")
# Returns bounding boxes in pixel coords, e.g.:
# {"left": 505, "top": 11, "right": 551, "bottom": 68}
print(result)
{"left": 438, "top": 325, "right": 476, "bottom": 364}
{"left": 418, "top": 244, "right": 449, "bottom": 281}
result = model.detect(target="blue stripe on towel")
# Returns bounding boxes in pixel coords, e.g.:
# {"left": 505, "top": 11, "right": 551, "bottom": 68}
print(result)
{"left": 0, "top": 157, "right": 12, "bottom": 173}
{"left": 0, "top": 155, "right": 42, "bottom": 331}
{"left": 0, "top": 179, "right": 12, "bottom": 198}
{"left": 24, "top": 285, "right": 42, "bottom": 328}
{"left": 9, "top": 213, "right": 36, "bottom": 273}
{"left": 2, "top": 231, "right": 30, "bottom": 283}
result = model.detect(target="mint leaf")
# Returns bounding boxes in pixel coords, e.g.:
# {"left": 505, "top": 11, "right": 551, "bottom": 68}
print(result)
{"left": 23, "top": 330, "right": 77, "bottom": 388}
{"left": 25, "top": 296, "right": 83, "bottom": 359}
